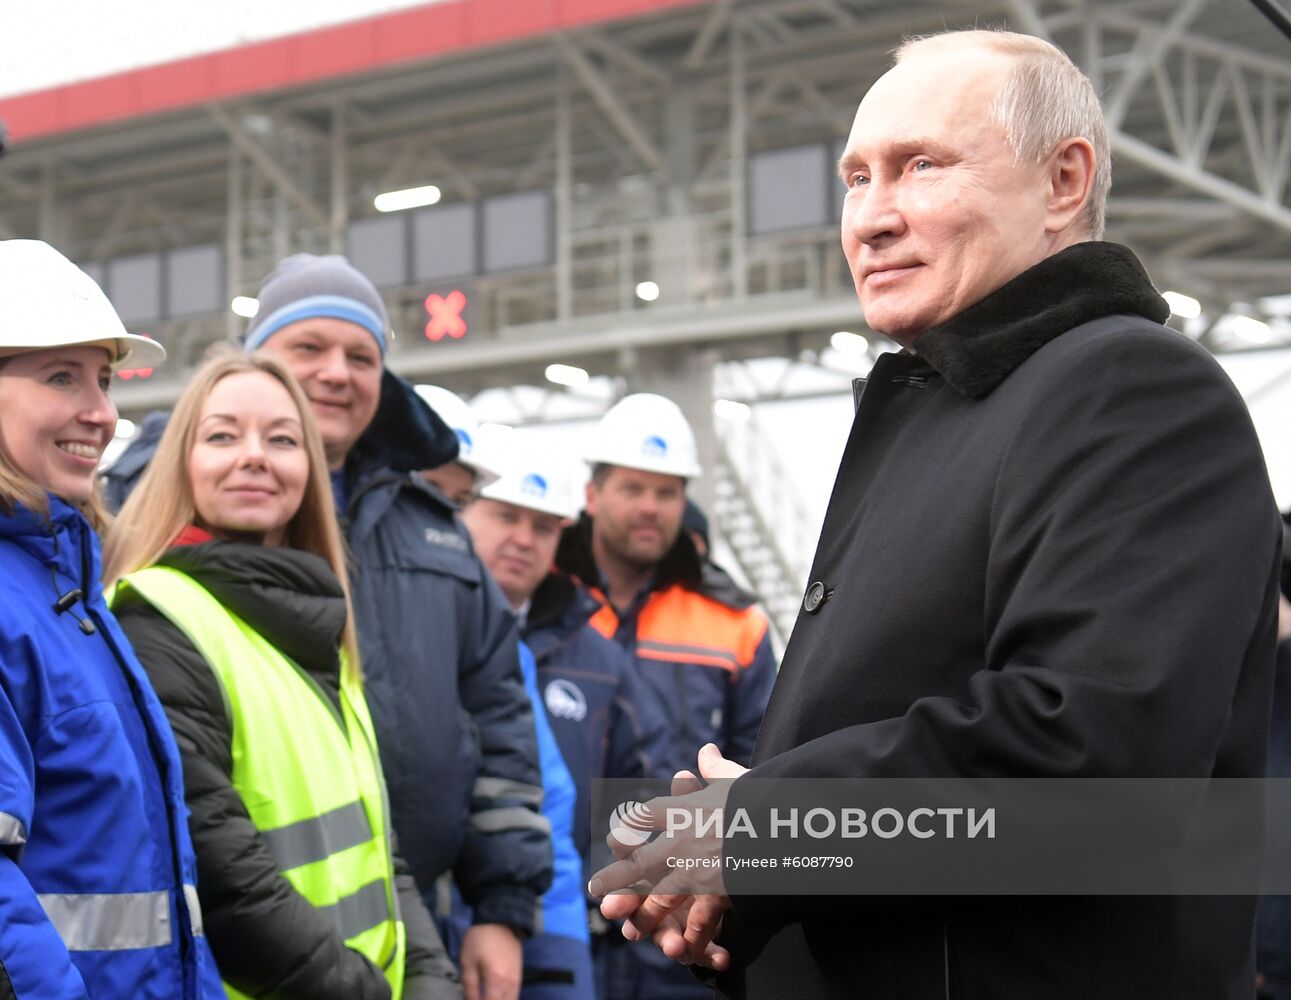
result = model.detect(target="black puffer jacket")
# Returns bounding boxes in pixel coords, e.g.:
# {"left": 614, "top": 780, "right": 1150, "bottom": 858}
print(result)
{"left": 105, "top": 369, "right": 550, "bottom": 934}
{"left": 114, "top": 540, "right": 461, "bottom": 1000}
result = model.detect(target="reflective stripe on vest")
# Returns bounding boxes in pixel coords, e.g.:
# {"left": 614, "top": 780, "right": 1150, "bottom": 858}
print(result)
{"left": 317, "top": 878, "right": 391, "bottom": 939}
{"left": 38, "top": 886, "right": 201, "bottom": 951}
{"left": 261, "top": 799, "right": 373, "bottom": 872}
{"left": 115, "top": 567, "right": 405, "bottom": 1000}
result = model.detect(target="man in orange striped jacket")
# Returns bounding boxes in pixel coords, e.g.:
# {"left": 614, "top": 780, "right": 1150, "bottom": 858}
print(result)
{"left": 555, "top": 392, "right": 774, "bottom": 1000}
{"left": 558, "top": 393, "right": 776, "bottom": 777}
{"left": 555, "top": 392, "right": 777, "bottom": 1000}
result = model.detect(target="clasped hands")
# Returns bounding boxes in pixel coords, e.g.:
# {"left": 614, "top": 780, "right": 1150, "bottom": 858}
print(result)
{"left": 587, "top": 743, "right": 748, "bottom": 972}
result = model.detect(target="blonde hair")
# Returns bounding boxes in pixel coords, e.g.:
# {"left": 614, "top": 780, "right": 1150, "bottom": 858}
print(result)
{"left": 103, "top": 352, "right": 361, "bottom": 677}
{"left": 895, "top": 29, "right": 1111, "bottom": 240}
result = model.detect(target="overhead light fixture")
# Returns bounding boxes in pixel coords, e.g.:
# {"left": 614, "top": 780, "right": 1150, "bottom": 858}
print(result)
{"left": 1162, "top": 291, "right": 1202, "bottom": 319}
{"left": 830, "top": 331, "right": 870, "bottom": 356}
{"left": 1229, "top": 314, "right": 1273, "bottom": 343}
{"left": 1259, "top": 293, "right": 1291, "bottom": 317}
{"left": 546, "top": 363, "right": 589, "bottom": 388}
{"left": 374, "top": 184, "right": 442, "bottom": 213}
{"left": 713, "top": 398, "right": 752, "bottom": 423}
{"left": 635, "top": 281, "right": 660, "bottom": 302}
{"left": 114, "top": 418, "right": 137, "bottom": 439}
{"left": 231, "top": 296, "right": 259, "bottom": 318}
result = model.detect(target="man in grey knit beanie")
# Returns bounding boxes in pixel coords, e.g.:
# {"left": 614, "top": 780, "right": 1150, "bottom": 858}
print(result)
{"left": 243, "top": 253, "right": 391, "bottom": 358}
{"left": 244, "top": 252, "right": 548, "bottom": 1000}
{"left": 106, "top": 251, "right": 550, "bottom": 1000}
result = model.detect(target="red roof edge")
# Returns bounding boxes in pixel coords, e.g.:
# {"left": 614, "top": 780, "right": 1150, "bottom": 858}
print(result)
{"left": 0, "top": 0, "right": 708, "bottom": 144}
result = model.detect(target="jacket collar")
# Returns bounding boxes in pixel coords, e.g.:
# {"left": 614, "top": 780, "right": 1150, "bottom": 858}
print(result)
{"left": 556, "top": 512, "right": 704, "bottom": 598}
{"left": 0, "top": 495, "right": 100, "bottom": 622}
{"left": 912, "top": 241, "right": 1169, "bottom": 399}
{"left": 156, "top": 541, "right": 346, "bottom": 681}
{"left": 554, "top": 513, "right": 757, "bottom": 612}
{"left": 525, "top": 572, "right": 601, "bottom": 655}
{"left": 347, "top": 368, "right": 460, "bottom": 483}
{"left": 0, "top": 494, "right": 89, "bottom": 567}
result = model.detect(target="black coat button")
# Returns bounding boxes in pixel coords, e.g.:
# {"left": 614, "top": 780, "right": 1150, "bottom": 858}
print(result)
{"left": 804, "top": 581, "right": 828, "bottom": 613}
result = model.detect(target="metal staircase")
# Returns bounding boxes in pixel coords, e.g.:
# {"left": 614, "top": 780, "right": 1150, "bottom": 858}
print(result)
{"left": 711, "top": 411, "right": 816, "bottom": 648}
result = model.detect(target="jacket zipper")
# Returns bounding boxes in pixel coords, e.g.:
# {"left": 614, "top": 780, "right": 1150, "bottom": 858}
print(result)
{"left": 79, "top": 525, "right": 196, "bottom": 978}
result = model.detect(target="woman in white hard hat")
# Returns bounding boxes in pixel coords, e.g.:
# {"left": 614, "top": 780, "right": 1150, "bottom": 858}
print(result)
{"left": 0, "top": 240, "right": 224, "bottom": 997}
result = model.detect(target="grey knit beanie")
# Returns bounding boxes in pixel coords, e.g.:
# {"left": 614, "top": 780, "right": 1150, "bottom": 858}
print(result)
{"left": 243, "top": 253, "right": 390, "bottom": 356}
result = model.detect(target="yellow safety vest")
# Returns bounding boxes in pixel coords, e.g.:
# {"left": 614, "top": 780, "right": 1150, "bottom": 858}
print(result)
{"left": 114, "top": 566, "right": 406, "bottom": 1000}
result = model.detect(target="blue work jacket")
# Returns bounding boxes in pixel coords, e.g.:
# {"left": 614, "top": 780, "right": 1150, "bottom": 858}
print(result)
{"left": 0, "top": 496, "right": 224, "bottom": 999}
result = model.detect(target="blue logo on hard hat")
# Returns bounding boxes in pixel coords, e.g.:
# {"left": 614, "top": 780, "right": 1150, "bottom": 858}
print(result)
{"left": 642, "top": 435, "right": 668, "bottom": 458}
{"left": 455, "top": 428, "right": 473, "bottom": 454}
{"left": 520, "top": 473, "right": 548, "bottom": 498}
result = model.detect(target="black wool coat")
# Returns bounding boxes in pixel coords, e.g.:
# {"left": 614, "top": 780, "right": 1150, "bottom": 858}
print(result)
{"left": 716, "top": 243, "right": 1283, "bottom": 1000}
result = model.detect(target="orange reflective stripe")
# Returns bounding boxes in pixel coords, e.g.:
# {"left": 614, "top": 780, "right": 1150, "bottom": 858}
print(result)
{"left": 634, "top": 588, "right": 767, "bottom": 675}
{"left": 636, "top": 641, "right": 741, "bottom": 671}
{"left": 588, "top": 590, "right": 619, "bottom": 640}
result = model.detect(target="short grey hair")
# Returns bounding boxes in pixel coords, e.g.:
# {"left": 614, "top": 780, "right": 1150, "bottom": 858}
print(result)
{"left": 895, "top": 30, "right": 1111, "bottom": 240}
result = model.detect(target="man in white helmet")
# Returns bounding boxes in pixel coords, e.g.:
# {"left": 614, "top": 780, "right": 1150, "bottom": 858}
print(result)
{"left": 416, "top": 385, "right": 503, "bottom": 507}
{"left": 556, "top": 392, "right": 776, "bottom": 1000}
{"left": 460, "top": 439, "right": 670, "bottom": 1000}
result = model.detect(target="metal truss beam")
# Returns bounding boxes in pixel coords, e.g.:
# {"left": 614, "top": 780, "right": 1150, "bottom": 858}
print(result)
{"left": 1109, "top": 129, "right": 1291, "bottom": 231}
{"left": 686, "top": 0, "right": 735, "bottom": 69}
{"left": 576, "top": 29, "right": 670, "bottom": 87}
{"left": 1024, "top": 0, "right": 1291, "bottom": 234}
{"left": 208, "top": 105, "right": 328, "bottom": 231}
{"left": 1104, "top": 0, "right": 1211, "bottom": 126}
{"left": 1104, "top": 197, "right": 1240, "bottom": 220}
{"left": 554, "top": 35, "right": 667, "bottom": 177}
{"left": 0, "top": 171, "right": 36, "bottom": 200}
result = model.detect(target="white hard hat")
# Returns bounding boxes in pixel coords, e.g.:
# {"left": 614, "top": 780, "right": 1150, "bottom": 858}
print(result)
{"left": 479, "top": 437, "right": 579, "bottom": 520}
{"left": 0, "top": 240, "right": 166, "bottom": 370}
{"left": 583, "top": 392, "right": 702, "bottom": 478}
{"left": 414, "top": 384, "right": 502, "bottom": 486}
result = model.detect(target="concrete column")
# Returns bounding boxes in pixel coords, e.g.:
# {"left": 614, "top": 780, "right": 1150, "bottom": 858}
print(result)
{"left": 329, "top": 102, "right": 348, "bottom": 254}
{"left": 627, "top": 346, "right": 719, "bottom": 517}
{"left": 225, "top": 149, "right": 243, "bottom": 342}
{"left": 651, "top": 89, "right": 697, "bottom": 307}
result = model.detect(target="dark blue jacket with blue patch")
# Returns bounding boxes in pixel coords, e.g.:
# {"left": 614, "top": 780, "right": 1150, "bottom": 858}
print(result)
{"left": 0, "top": 496, "right": 225, "bottom": 1000}
{"left": 524, "top": 573, "right": 671, "bottom": 875}
{"left": 102, "top": 369, "right": 550, "bottom": 935}
{"left": 556, "top": 517, "right": 777, "bottom": 778}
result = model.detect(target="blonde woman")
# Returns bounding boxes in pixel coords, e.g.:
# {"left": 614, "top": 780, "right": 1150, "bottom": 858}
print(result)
{"left": 0, "top": 240, "right": 223, "bottom": 999}
{"left": 104, "top": 353, "right": 459, "bottom": 1000}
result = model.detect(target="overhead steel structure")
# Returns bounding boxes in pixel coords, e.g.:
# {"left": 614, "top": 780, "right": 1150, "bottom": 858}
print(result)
{"left": 1, "top": 0, "right": 1288, "bottom": 639}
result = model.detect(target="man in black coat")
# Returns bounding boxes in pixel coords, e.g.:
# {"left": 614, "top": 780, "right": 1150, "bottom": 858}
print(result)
{"left": 591, "top": 28, "right": 1282, "bottom": 1000}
